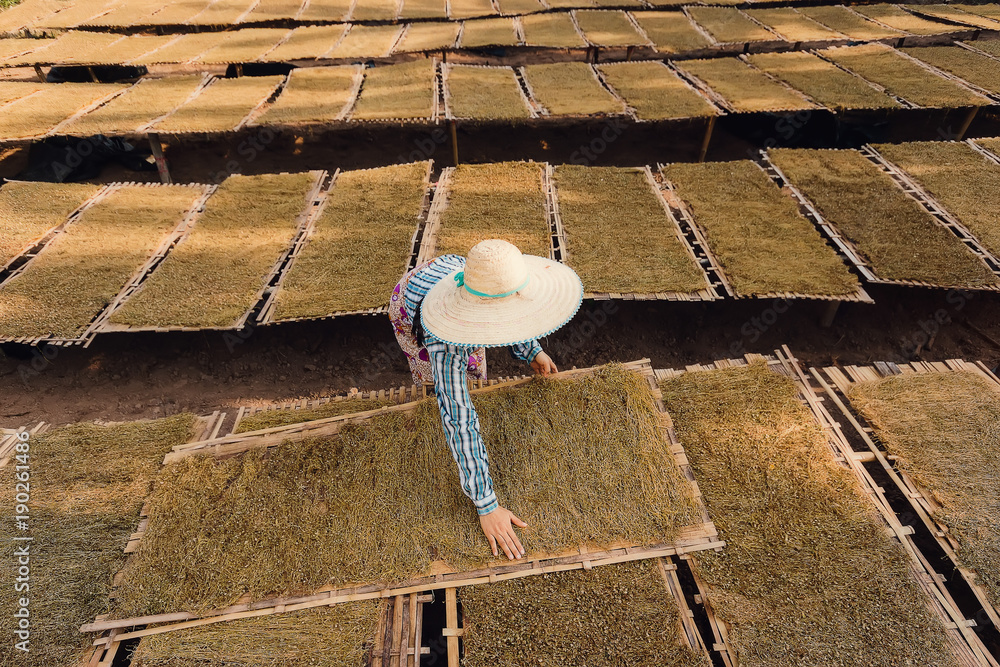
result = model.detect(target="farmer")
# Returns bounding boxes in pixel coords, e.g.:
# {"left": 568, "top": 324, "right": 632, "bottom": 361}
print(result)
{"left": 389, "top": 239, "right": 583, "bottom": 561}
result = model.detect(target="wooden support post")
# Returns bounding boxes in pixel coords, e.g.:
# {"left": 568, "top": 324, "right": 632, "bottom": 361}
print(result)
{"left": 407, "top": 593, "right": 418, "bottom": 667}
{"left": 33, "top": 65, "right": 46, "bottom": 83}
{"left": 449, "top": 121, "right": 459, "bottom": 167}
{"left": 698, "top": 116, "right": 716, "bottom": 163}
{"left": 955, "top": 106, "right": 979, "bottom": 141}
{"left": 235, "top": 63, "right": 244, "bottom": 77}
{"left": 625, "top": 45, "right": 634, "bottom": 61}
{"left": 820, "top": 300, "right": 841, "bottom": 328}
{"left": 148, "top": 133, "right": 172, "bottom": 184}
{"left": 390, "top": 595, "right": 405, "bottom": 667}
{"left": 87, "top": 66, "right": 99, "bottom": 83}
{"left": 444, "top": 588, "right": 459, "bottom": 667}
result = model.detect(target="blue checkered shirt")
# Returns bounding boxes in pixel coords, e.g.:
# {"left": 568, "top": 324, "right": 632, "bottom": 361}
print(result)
{"left": 404, "top": 255, "right": 542, "bottom": 515}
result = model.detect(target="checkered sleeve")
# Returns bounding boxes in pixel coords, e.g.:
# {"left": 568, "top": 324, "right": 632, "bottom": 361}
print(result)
{"left": 510, "top": 339, "right": 542, "bottom": 364}
{"left": 428, "top": 340, "right": 499, "bottom": 515}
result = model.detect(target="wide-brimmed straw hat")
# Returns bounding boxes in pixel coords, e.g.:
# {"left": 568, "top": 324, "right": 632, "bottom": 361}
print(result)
{"left": 421, "top": 239, "right": 583, "bottom": 348}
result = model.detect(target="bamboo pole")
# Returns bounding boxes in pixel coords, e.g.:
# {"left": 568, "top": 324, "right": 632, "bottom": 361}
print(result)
{"left": 444, "top": 588, "right": 460, "bottom": 667}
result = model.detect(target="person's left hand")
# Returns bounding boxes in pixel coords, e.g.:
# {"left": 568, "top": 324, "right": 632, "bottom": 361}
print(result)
{"left": 531, "top": 351, "right": 558, "bottom": 376}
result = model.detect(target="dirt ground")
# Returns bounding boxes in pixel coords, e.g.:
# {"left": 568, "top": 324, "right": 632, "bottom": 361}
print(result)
{"left": 2, "top": 285, "right": 998, "bottom": 428}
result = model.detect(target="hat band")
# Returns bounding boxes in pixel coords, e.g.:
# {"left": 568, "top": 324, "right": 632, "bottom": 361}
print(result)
{"left": 454, "top": 271, "right": 530, "bottom": 298}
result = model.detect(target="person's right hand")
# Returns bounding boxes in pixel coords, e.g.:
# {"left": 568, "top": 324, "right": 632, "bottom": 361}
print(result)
{"left": 479, "top": 506, "right": 527, "bottom": 560}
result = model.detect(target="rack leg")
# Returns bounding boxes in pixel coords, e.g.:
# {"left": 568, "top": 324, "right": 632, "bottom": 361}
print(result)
{"left": 820, "top": 300, "right": 841, "bottom": 328}
{"left": 444, "top": 588, "right": 460, "bottom": 667}
{"left": 148, "top": 133, "right": 172, "bottom": 184}
{"left": 955, "top": 106, "right": 979, "bottom": 141}
{"left": 449, "top": 121, "right": 459, "bottom": 166}
{"left": 698, "top": 116, "right": 716, "bottom": 163}
{"left": 33, "top": 65, "right": 46, "bottom": 82}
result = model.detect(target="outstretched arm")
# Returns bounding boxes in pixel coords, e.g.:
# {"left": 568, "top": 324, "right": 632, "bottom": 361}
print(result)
{"left": 510, "top": 340, "right": 558, "bottom": 376}
{"left": 429, "top": 342, "right": 526, "bottom": 559}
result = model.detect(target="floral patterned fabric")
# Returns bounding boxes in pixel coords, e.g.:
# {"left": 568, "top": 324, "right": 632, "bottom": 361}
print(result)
{"left": 389, "top": 259, "right": 488, "bottom": 386}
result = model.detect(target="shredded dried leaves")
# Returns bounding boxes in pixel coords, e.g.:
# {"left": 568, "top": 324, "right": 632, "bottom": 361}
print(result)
{"left": 351, "top": 60, "right": 437, "bottom": 121}
{"left": 130, "top": 601, "right": 382, "bottom": 666}
{"left": 978, "top": 136, "right": 1000, "bottom": 155}
{"left": 686, "top": 6, "right": 774, "bottom": 43}
{"left": 131, "top": 33, "right": 231, "bottom": 65}
{"left": 462, "top": 561, "right": 709, "bottom": 667}
{"left": 853, "top": 3, "right": 952, "bottom": 35}
{"left": 521, "top": 12, "right": 586, "bottom": 47}
{"left": 574, "top": 10, "right": 646, "bottom": 46}
{"left": 874, "top": 140, "right": 1000, "bottom": 258}
{"left": 902, "top": 45, "right": 1000, "bottom": 97}
{"left": 598, "top": 60, "right": 716, "bottom": 120}
{"left": 66, "top": 75, "right": 205, "bottom": 135}
{"left": 632, "top": 11, "right": 712, "bottom": 53}
{"left": 0, "top": 185, "right": 202, "bottom": 339}
{"left": 908, "top": 4, "right": 1000, "bottom": 30}
{"left": 819, "top": 44, "right": 990, "bottom": 108}
{"left": 188, "top": 0, "right": 256, "bottom": 25}
{"left": 770, "top": 148, "right": 998, "bottom": 287}
{"left": 680, "top": 57, "right": 816, "bottom": 112}
{"left": 327, "top": 24, "right": 402, "bottom": 58}
{"left": 660, "top": 362, "right": 962, "bottom": 667}
{"left": 256, "top": 66, "right": 358, "bottom": 125}
{"left": 460, "top": 17, "right": 519, "bottom": 47}
{"left": 434, "top": 161, "right": 550, "bottom": 256}
{"left": 235, "top": 397, "right": 395, "bottom": 433}
{"left": 196, "top": 28, "right": 290, "bottom": 63}
{"left": 153, "top": 75, "right": 283, "bottom": 133}
{"left": 747, "top": 51, "right": 899, "bottom": 111}
{"left": 350, "top": 0, "right": 398, "bottom": 21}
{"left": 0, "top": 181, "right": 99, "bottom": 267}
{"left": 555, "top": 165, "right": 707, "bottom": 294}
{"left": 0, "top": 415, "right": 196, "bottom": 667}
{"left": 111, "top": 365, "right": 704, "bottom": 617}
{"left": 399, "top": 0, "right": 447, "bottom": 19}
{"left": 109, "top": 172, "right": 316, "bottom": 329}
{"left": 849, "top": 370, "right": 1000, "bottom": 612}
{"left": 298, "top": 0, "right": 352, "bottom": 22}
{"left": 11, "top": 30, "right": 122, "bottom": 64}
{"left": 262, "top": 25, "right": 346, "bottom": 62}
{"left": 496, "top": 0, "right": 544, "bottom": 14}
{"left": 394, "top": 21, "right": 459, "bottom": 52}
{"left": 662, "top": 160, "right": 859, "bottom": 297}
{"left": 446, "top": 65, "right": 531, "bottom": 120}
{"left": 0, "top": 82, "right": 125, "bottom": 140}
{"left": 797, "top": 5, "right": 904, "bottom": 40}
{"left": 523, "top": 62, "right": 624, "bottom": 116}
{"left": 272, "top": 162, "right": 428, "bottom": 320}
{"left": 242, "top": 0, "right": 308, "bottom": 22}
{"left": 449, "top": 0, "right": 496, "bottom": 20}
{"left": 745, "top": 7, "right": 842, "bottom": 41}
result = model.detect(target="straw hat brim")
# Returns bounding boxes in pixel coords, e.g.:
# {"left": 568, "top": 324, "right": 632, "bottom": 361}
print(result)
{"left": 420, "top": 256, "right": 583, "bottom": 348}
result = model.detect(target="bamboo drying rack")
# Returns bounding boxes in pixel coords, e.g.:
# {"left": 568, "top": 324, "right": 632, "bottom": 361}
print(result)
{"left": 79, "top": 359, "right": 723, "bottom": 647}
{"left": 654, "top": 346, "right": 996, "bottom": 667}
{"left": 813, "top": 357, "right": 1000, "bottom": 667}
